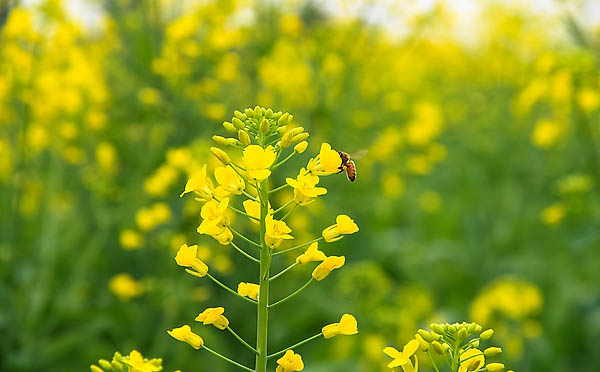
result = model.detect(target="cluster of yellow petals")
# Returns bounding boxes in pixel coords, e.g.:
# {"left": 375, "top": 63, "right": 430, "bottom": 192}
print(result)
{"left": 276, "top": 350, "right": 304, "bottom": 372}
{"left": 459, "top": 349, "right": 485, "bottom": 372}
{"left": 242, "top": 145, "right": 276, "bottom": 181}
{"left": 265, "top": 215, "right": 294, "bottom": 248}
{"left": 295, "top": 242, "right": 326, "bottom": 265}
{"left": 195, "top": 307, "right": 229, "bottom": 330}
{"left": 312, "top": 256, "right": 345, "bottom": 281}
{"left": 286, "top": 168, "right": 327, "bottom": 206}
{"left": 322, "top": 314, "right": 359, "bottom": 339}
{"left": 322, "top": 214, "right": 359, "bottom": 242}
{"left": 307, "top": 143, "right": 342, "bottom": 175}
{"left": 197, "top": 198, "right": 233, "bottom": 245}
{"left": 237, "top": 282, "right": 260, "bottom": 300}
{"left": 167, "top": 325, "right": 204, "bottom": 350}
{"left": 122, "top": 350, "right": 161, "bottom": 372}
{"left": 180, "top": 164, "right": 214, "bottom": 201}
{"left": 214, "top": 166, "right": 245, "bottom": 197}
{"left": 175, "top": 244, "right": 208, "bottom": 277}
{"left": 383, "top": 339, "right": 419, "bottom": 372}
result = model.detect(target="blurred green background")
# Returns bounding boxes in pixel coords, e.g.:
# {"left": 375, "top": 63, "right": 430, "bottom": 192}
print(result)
{"left": 1, "top": 0, "right": 600, "bottom": 371}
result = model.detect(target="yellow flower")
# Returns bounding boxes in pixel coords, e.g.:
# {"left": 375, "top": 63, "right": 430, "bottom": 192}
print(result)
{"left": 123, "top": 350, "right": 161, "bottom": 372}
{"left": 296, "top": 242, "right": 326, "bottom": 265}
{"left": 577, "top": 88, "right": 600, "bottom": 112}
{"left": 237, "top": 282, "right": 260, "bottom": 300}
{"left": 541, "top": 202, "right": 566, "bottom": 226}
{"left": 322, "top": 314, "right": 358, "bottom": 338}
{"left": 243, "top": 199, "right": 273, "bottom": 224}
{"left": 197, "top": 199, "right": 233, "bottom": 245}
{"left": 180, "top": 165, "right": 214, "bottom": 201}
{"left": 322, "top": 215, "right": 359, "bottom": 242}
{"left": 214, "top": 166, "right": 245, "bottom": 197}
{"left": 265, "top": 215, "right": 294, "bottom": 248}
{"left": 167, "top": 325, "right": 204, "bottom": 349}
{"left": 276, "top": 350, "right": 304, "bottom": 372}
{"left": 383, "top": 339, "right": 419, "bottom": 372}
{"left": 312, "top": 256, "right": 345, "bottom": 281}
{"left": 286, "top": 168, "right": 327, "bottom": 206}
{"left": 459, "top": 349, "right": 485, "bottom": 372}
{"left": 242, "top": 145, "right": 276, "bottom": 181}
{"left": 531, "top": 119, "right": 561, "bottom": 148}
{"left": 119, "top": 229, "right": 143, "bottom": 250}
{"left": 175, "top": 244, "right": 208, "bottom": 276}
{"left": 109, "top": 273, "right": 144, "bottom": 301}
{"left": 307, "top": 143, "right": 341, "bottom": 175}
{"left": 195, "top": 307, "right": 229, "bottom": 330}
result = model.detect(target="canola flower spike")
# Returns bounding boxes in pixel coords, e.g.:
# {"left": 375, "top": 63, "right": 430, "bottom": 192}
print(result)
{"left": 295, "top": 242, "right": 326, "bottom": 265}
{"left": 322, "top": 214, "right": 359, "bottom": 242}
{"left": 195, "top": 307, "right": 229, "bottom": 330}
{"left": 167, "top": 325, "right": 204, "bottom": 349}
{"left": 312, "top": 256, "right": 345, "bottom": 281}
{"left": 322, "top": 314, "right": 358, "bottom": 339}
{"left": 175, "top": 244, "right": 208, "bottom": 276}
{"left": 276, "top": 350, "right": 304, "bottom": 372}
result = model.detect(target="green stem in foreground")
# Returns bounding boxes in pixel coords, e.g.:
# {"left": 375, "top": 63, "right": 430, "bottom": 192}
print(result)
{"left": 202, "top": 345, "right": 254, "bottom": 372}
{"left": 256, "top": 180, "right": 271, "bottom": 372}
{"left": 428, "top": 348, "right": 442, "bottom": 372}
{"left": 269, "top": 278, "right": 314, "bottom": 308}
{"left": 269, "top": 262, "right": 298, "bottom": 281}
{"left": 267, "top": 333, "right": 323, "bottom": 359}
{"left": 273, "top": 237, "right": 323, "bottom": 256}
{"left": 230, "top": 241, "right": 260, "bottom": 263}
{"left": 206, "top": 273, "right": 257, "bottom": 304}
{"left": 227, "top": 326, "right": 258, "bottom": 354}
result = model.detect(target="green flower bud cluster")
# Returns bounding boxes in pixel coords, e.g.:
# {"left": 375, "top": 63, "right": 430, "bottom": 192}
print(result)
{"left": 219, "top": 106, "right": 295, "bottom": 149}
{"left": 90, "top": 351, "right": 163, "bottom": 372}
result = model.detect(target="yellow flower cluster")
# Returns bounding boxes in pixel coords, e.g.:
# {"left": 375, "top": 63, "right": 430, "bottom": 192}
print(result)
{"left": 90, "top": 350, "right": 168, "bottom": 372}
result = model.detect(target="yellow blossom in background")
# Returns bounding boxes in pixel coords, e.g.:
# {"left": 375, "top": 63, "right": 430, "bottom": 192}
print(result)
{"left": 556, "top": 173, "right": 594, "bottom": 195}
{"left": 175, "top": 244, "right": 209, "bottom": 276}
{"left": 286, "top": 168, "right": 327, "bottom": 206}
{"left": 167, "top": 325, "right": 204, "bottom": 349}
{"left": 242, "top": 145, "right": 276, "bottom": 181}
{"left": 119, "top": 229, "right": 143, "bottom": 250}
{"left": 96, "top": 142, "right": 118, "bottom": 174}
{"left": 296, "top": 242, "right": 326, "bottom": 264}
{"left": 322, "top": 314, "right": 358, "bottom": 338}
{"left": 237, "top": 282, "right": 259, "bottom": 300}
{"left": 541, "top": 202, "right": 566, "bottom": 226}
{"left": 136, "top": 203, "right": 171, "bottom": 231}
{"left": 577, "top": 88, "right": 600, "bottom": 112}
{"left": 322, "top": 215, "right": 359, "bottom": 242}
{"left": 109, "top": 273, "right": 144, "bottom": 301}
{"left": 195, "top": 307, "right": 229, "bottom": 330}
{"left": 276, "top": 350, "right": 304, "bottom": 372}
{"left": 381, "top": 171, "right": 405, "bottom": 199}
{"left": 265, "top": 215, "right": 294, "bottom": 248}
{"left": 312, "top": 256, "right": 345, "bottom": 281}
{"left": 419, "top": 190, "right": 442, "bottom": 213}
{"left": 138, "top": 87, "right": 162, "bottom": 105}
{"left": 531, "top": 119, "right": 562, "bottom": 148}
{"left": 405, "top": 101, "right": 444, "bottom": 147}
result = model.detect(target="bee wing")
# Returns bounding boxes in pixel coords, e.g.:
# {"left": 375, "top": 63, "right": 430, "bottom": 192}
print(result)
{"left": 349, "top": 149, "right": 368, "bottom": 159}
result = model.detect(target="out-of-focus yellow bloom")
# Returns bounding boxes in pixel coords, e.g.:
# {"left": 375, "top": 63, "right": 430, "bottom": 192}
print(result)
{"left": 405, "top": 101, "right": 444, "bottom": 146}
{"left": 286, "top": 168, "right": 327, "bottom": 206}
{"left": 123, "top": 350, "right": 161, "bottom": 372}
{"left": 381, "top": 172, "right": 404, "bottom": 199}
{"left": 175, "top": 244, "right": 208, "bottom": 276}
{"left": 195, "top": 307, "right": 229, "bottom": 330}
{"left": 109, "top": 273, "right": 144, "bottom": 301}
{"left": 531, "top": 119, "right": 561, "bottom": 148}
{"left": 119, "top": 229, "right": 143, "bottom": 250}
{"left": 296, "top": 242, "right": 326, "bottom": 265}
{"left": 242, "top": 145, "right": 276, "bottom": 181}
{"left": 557, "top": 173, "right": 594, "bottom": 195}
{"left": 307, "top": 143, "right": 341, "bottom": 175}
{"left": 138, "top": 87, "right": 162, "bottom": 105}
{"left": 237, "top": 282, "right": 260, "bottom": 300}
{"left": 136, "top": 203, "right": 171, "bottom": 231}
{"left": 167, "top": 325, "right": 204, "bottom": 349}
{"left": 214, "top": 166, "right": 245, "bottom": 197}
{"left": 145, "top": 165, "right": 179, "bottom": 197}
{"left": 180, "top": 165, "right": 214, "bottom": 201}
{"left": 312, "top": 256, "right": 345, "bottom": 281}
{"left": 541, "top": 202, "right": 566, "bottom": 226}
{"left": 265, "top": 215, "right": 294, "bottom": 248}
{"left": 322, "top": 314, "right": 358, "bottom": 338}
{"left": 276, "top": 350, "right": 304, "bottom": 372}
{"left": 577, "top": 89, "right": 600, "bottom": 112}
{"left": 322, "top": 215, "right": 359, "bottom": 242}
{"left": 419, "top": 191, "right": 442, "bottom": 213}
{"left": 459, "top": 349, "right": 485, "bottom": 372}
{"left": 383, "top": 339, "right": 419, "bottom": 371}
{"left": 96, "top": 142, "right": 118, "bottom": 174}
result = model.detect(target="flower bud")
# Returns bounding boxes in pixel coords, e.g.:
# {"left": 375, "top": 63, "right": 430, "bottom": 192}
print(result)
{"left": 277, "top": 126, "right": 288, "bottom": 134}
{"left": 470, "top": 339, "right": 480, "bottom": 348}
{"left": 265, "top": 108, "right": 273, "bottom": 118}
{"left": 223, "top": 121, "right": 236, "bottom": 132}
{"left": 442, "top": 343, "right": 450, "bottom": 352}
{"left": 415, "top": 334, "right": 429, "bottom": 351}
{"left": 272, "top": 111, "right": 283, "bottom": 120}
{"left": 238, "top": 130, "right": 251, "bottom": 146}
{"left": 431, "top": 324, "right": 445, "bottom": 334}
{"left": 417, "top": 329, "right": 434, "bottom": 342}
{"left": 292, "top": 132, "right": 309, "bottom": 143}
{"left": 486, "top": 363, "right": 505, "bottom": 372}
{"left": 111, "top": 360, "right": 124, "bottom": 372}
{"left": 98, "top": 360, "right": 112, "bottom": 370}
{"left": 90, "top": 365, "right": 104, "bottom": 372}
{"left": 278, "top": 112, "right": 289, "bottom": 126}
{"left": 468, "top": 323, "right": 479, "bottom": 334}
{"left": 294, "top": 141, "right": 308, "bottom": 153}
{"left": 432, "top": 341, "right": 444, "bottom": 354}
{"left": 281, "top": 131, "right": 293, "bottom": 147}
{"left": 447, "top": 324, "right": 456, "bottom": 333}
{"left": 291, "top": 126, "right": 304, "bottom": 135}
{"left": 232, "top": 117, "right": 245, "bottom": 130}
{"left": 260, "top": 118, "right": 269, "bottom": 134}
{"left": 113, "top": 352, "right": 123, "bottom": 361}
{"left": 480, "top": 329, "right": 494, "bottom": 340}
{"left": 210, "top": 147, "right": 231, "bottom": 165}
{"left": 484, "top": 347, "right": 502, "bottom": 357}
{"left": 474, "top": 324, "right": 483, "bottom": 333}
{"left": 254, "top": 105, "right": 263, "bottom": 118}
{"left": 212, "top": 135, "right": 232, "bottom": 146}
{"left": 234, "top": 110, "right": 247, "bottom": 120}
{"left": 458, "top": 327, "right": 468, "bottom": 341}
{"left": 431, "top": 331, "right": 442, "bottom": 341}
{"left": 244, "top": 108, "right": 254, "bottom": 117}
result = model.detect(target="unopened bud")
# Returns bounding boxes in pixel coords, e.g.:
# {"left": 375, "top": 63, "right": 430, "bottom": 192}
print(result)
{"left": 447, "top": 324, "right": 456, "bottom": 333}
{"left": 431, "top": 331, "right": 442, "bottom": 341}
{"left": 90, "top": 365, "right": 104, "bottom": 372}
{"left": 486, "top": 363, "right": 505, "bottom": 372}
{"left": 277, "top": 126, "right": 288, "bottom": 134}
{"left": 278, "top": 112, "right": 289, "bottom": 126}
{"left": 294, "top": 141, "right": 308, "bottom": 153}
{"left": 111, "top": 361, "right": 124, "bottom": 372}
{"left": 431, "top": 324, "right": 445, "bottom": 334}
{"left": 232, "top": 117, "right": 245, "bottom": 130}
{"left": 244, "top": 108, "right": 254, "bottom": 117}
{"left": 234, "top": 110, "right": 247, "bottom": 120}
{"left": 272, "top": 111, "right": 283, "bottom": 120}
{"left": 265, "top": 108, "right": 273, "bottom": 118}
{"left": 415, "top": 334, "right": 429, "bottom": 351}
{"left": 281, "top": 131, "right": 293, "bottom": 147}
{"left": 291, "top": 126, "right": 304, "bottom": 135}
{"left": 432, "top": 341, "right": 444, "bottom": 354}
{"left": 223, "top": 121, "right": 236, "bottom": 132}
{"left": 417, "top": 329, "right": 434, "bottom": 342}
{"left": 480, "top": 329, "right": 494, "bottom": 341}
{"left": 211, "top": 147, "right": 231, "bottom": 165}
{"left": 260, "top": 118, "right": 269, "bottom": 134}
{"left": 458, "top": 327, "right": 468, "bottom": 341}
{"left": 212, "top": 135, "right": 231, "bottom": 146}
{"left": 474, "top": 324, "right": 483, "bottom": 333}
{"left": 292, "top": 132, "right": 309, "bottom": 143}
{"left": 470, "top": 339, "right": 480, "bottom": 348}
{"left": 98, "top": 360, "right": 112, "bottom": 370}
{"left": 254, "top": 105, "right": 263, "bottom": 118}
{"left": 238, "top": 130, "right": 251, "bottom": 146}
{"left": 442, "top": 343, "right": 450, "bottom": 352}
{"left": 484, "top": 347, "right": 502, "bottom": 357}
{"left": 468, "top": 323, "right": 479, "bottom": 334}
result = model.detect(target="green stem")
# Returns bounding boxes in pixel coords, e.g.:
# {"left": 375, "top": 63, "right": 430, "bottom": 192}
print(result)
{"left": 273, "top": 199, "right": 294, "bottom": 215}
{"left": 202, "top": 345, "right": 254, "bottom": 372}
{"left": 230, "top": 227, "right": 262, "bottom": 248}
{"left": 255, "top": 179, "right": 271, "bottom": 372}
{"left": 428, "top": 349, "right": 442, "bottom": 372}
{"left": 230, "top": 241, "right": 260, "bottom": 263}
{"left": 242, "top": 189, "right": 258, "bottom": 201}
{"left": 206, "top": 273, "right": 257, "bottom": 304}
{"left": 272, "top": 237, "right": 323, "bottom": 256}
{"left": 268, "top": 183, "right": 290, "bottom": 194}
{"left": 227, "top": 326, "right": 258, "bottom": 354}
{"left": 267, "top": 333, "right": 323, "bottom": 359}
{"left": 280, "top": 204, "right": 296, "bottom": 221}
{"left": 228, "top": 164, "right": 256, "bottom": 190}
{"left": 228, "top": 204, "right": 259, "bottom": 221}
{"left": 230, "top": 161, "right": 247, "bottom": 172}
{"left": 269, "top": 262, "right": 298, "bottom": 282}
{"left": 272, "top": 152, "right": 295, "bottom": 169}
{"left": 269, "top": 278, "right": 313, "bottom": 308}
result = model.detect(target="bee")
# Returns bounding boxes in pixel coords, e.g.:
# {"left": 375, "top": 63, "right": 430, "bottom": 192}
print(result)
{"left": 337, "top": 150, "right": 367, "bottom": 182}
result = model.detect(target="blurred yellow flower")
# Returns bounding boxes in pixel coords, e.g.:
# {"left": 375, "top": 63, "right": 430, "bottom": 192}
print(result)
{"left": 109, "top": 273, "right": 143, "bottom": 301}
{"left": 322, "top": 314, "right": 358, "bottom": 339}
{"left": 119, "top": 229, "right": 143, "bottom": 250}
{"left": 175, "top": 244, "right": 208, "bottom": 276}
{"left": 167, "top": 325, "right": 204, "bottom": 350}
{"left": 296, "top": 242, "right": 326, "bottom": 265}
{"left": 286, "top": 168, "right": 327, "bottom": 206}
{"left": 276, "top": 350, "right": 304, "bottom": 372}
{"left": 242, "top": 145, "right": 276, "bottom": 181}
{"left": 138, "top": 87, "right": 162, "bottom": 105}
{"left": 531, "top": 119, "right": 561, "bottom": 148}
{"left": 577, "top": 89, "right": 600, "bottom": 112}
{"left": 322, "top": 215, "right": 359, "bottom": 242}
{"left": 419, "top": 191, "right": 442, "bottom": 213}
{"left": 195, "top": 307, "right": 229, "bottom": 330}
{"left": 237, "top": 282, "right": 260, "bottom": 300}
{"left": 312, "top": 256, "right": 345, "bottom": 281}
{"left": 540, "top": 202, "right": 566, "bottom": 226}
{"left": 405, "top": 101, "right": 444, "bottom": 147}
{"left": 265, "top": 215, "right": 294, "bottom": 248}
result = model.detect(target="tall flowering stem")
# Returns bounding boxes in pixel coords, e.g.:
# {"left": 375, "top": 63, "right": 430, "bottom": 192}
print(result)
{"left": 170, "top": 107, "right": 360, "bottom": 372}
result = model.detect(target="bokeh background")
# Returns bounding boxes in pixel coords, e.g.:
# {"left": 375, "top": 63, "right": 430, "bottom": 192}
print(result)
{"left": 1, "top": 0, "right": 600, "bottom": 371}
